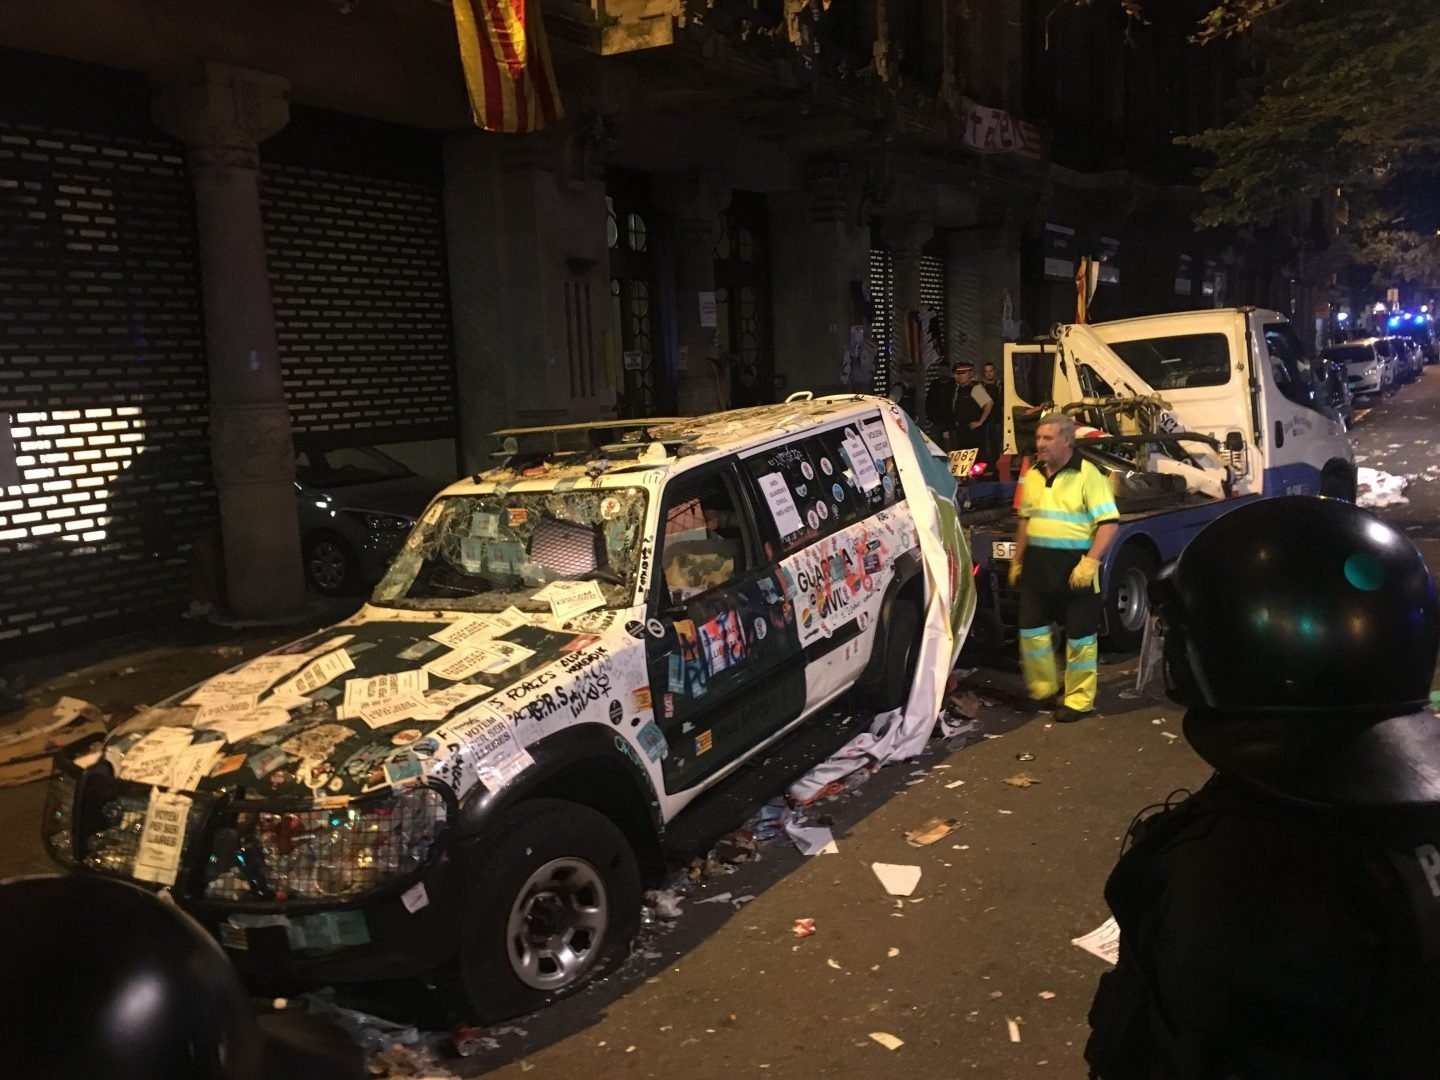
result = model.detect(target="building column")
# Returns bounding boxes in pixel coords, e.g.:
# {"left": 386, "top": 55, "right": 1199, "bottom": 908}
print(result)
{"left": 654, "top": 171, "right": 730, "bottom": 416}
{"left": 882, "top": 217, "right": 935, "bottom": 421}
{"left": 154, "top": 62, "right": 304, "bottom": 620}
{"left": 770, "top": 160, "right": 871, "bottom": 398}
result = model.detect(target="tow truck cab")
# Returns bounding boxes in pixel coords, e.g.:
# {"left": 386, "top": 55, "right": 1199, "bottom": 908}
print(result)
{"left": 967, "top": 307, "right": 1355, "bottom": 652}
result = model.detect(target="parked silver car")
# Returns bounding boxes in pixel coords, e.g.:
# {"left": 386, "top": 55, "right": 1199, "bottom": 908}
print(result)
{"left": 1324, "top": 338, "right": 1394, "bottom": 400}
{"left": 295, "top": 446, "right": 442, "bottom": 595}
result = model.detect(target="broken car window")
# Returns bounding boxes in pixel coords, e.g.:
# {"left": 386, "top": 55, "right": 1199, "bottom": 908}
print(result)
{"left": 373, "top": 488, "right": 649, "bottom": 612}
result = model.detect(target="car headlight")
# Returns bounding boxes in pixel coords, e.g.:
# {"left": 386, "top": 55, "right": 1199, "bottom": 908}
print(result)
{"left": 204, "top": 785, "right": 449, "bottom": 903}
{"left": 1365, "top": 365, "right": 1378, "bottom": 377}
{"left": 342, "top": 510, "right": 414, "bottom": 534}
{"left": 40, "top": 768, "right": 79, "bottom": 867}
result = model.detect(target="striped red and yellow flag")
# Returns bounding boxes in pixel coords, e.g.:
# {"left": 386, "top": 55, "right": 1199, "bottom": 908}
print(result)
{"left": 452, "top": 0, "right": 565, "bottom": 134}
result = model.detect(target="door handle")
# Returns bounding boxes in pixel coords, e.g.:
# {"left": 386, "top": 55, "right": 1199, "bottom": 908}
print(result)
{"left": 1274, "top": 420, "right": 1285, "bottom": 448}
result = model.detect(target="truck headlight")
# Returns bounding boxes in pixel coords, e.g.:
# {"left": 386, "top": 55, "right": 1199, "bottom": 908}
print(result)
{"left": 204, "top": 785, "right": 449, "bottom": 903}
{"left": 343, "top": 510, "right": 414, "bottom": 534}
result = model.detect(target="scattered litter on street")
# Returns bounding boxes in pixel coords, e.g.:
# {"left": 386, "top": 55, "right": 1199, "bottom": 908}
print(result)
{"left": 1007, "top": 1018, "right": 1022, "bottom": 1043}
{"left": 945, "top": 779, "right": 966, "bottom": 789}
{"left": 1072, "top": 916, "right": 1122, "bottom": 965}
{"left": 1357, "top": 467, "right": 1410, "bottom": 508}
{"left": 693, "top": 892, "right": 733, "bottom": 905}
{"left": 871, "top": 862, "right": 923, "bottom": 897}
{"left": 888, "top": 947, "right": 900, "bottom": 958}
{"left": 1003, "top": 774, "right": 1040, "bottom": 788}
{"left": 826, "top": 958, "right": 842, "bottom": 970}
{"left": 792, "top": 917, "right": 817, "bottom": 938}
{"left": 1161, "top": 731, "right": 1180, "bottom": 742}
{"left": 1039, "top": 991, "right": 1056, "bottom": 1000}
{"left": 904, "top": 817, "right": 959, "bottom": 847}
{"left": 869, "top": 1032, "right": 904, "bottom": 1051}
{"left": 300, "top": 988, "right": 420, "bottom": 1053}
{"left": 1016, "top": 752, "right": 1035, "bottom": 762}
{"left": 368, "top": 1042, "right": 459, "bottom": 1078}
{"left": 785, "top": 821, "right": 838, "bottom": 856}
{"left": 645, "top": 890, "right": 684, "bottom": 920}
{"left": 0, "top": 696, "right": 107, "bottom": 788}
{"left": 713, "top": 830, "right": 759, "bottom": 865}
{"left": 452, "top": 1023, "right": 498, "bottom": 1057}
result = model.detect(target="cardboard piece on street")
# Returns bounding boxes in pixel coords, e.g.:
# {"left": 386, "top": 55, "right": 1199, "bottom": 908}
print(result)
{"left": 0, "top": 697, "right": 109, "bottom": 789}
{"left": 904, "top": 818, "right": 960, "bottom": 847}
{"left": 871, "top": 862, "right": 923, "bottom": 897}
{"left": 1003, "top": 773, "right": 1041, "bottom": 789}
{"left": 869, "top": 1032, "right": 905, "bottom": 1051}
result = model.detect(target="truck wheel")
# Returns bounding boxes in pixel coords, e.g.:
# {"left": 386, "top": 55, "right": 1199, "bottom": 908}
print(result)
{"left": 1102, "top": 546, "right": 1156, "bottom": 653}
{"left": 867, "top": 595, "right": 922, "bottom": 712}
{"left": 456, "top": 799, "right": 641, "bottom": 1023}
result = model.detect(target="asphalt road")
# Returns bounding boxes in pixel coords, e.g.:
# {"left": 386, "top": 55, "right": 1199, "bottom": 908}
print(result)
{"left": 0, "top": 370, "right": 1435, "bottom": 1078}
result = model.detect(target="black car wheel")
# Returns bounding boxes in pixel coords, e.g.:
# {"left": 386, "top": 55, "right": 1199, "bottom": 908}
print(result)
{"left": 866, "top": 595, "right": 922, "bottom": 712}
{"left": 456, "top": 799, "right": 641, "bottom": 1023}
{"left": 303, "top": 532, "right": 359, "bottom": 596}
{"left": 1102, "top": 545, "right": 1156, "bottom": 653}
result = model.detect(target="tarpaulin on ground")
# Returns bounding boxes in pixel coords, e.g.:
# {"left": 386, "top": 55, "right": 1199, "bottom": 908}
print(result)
{"left": 789, "top": 403, "right": 975, "bottom": 803}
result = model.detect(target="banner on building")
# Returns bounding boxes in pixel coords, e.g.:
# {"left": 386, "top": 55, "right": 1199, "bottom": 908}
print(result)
{"left": 452, "top": 0, "right": 565, "bottom": 134}
{"left": 959, "top": 98, "right": 1043, "bottom": 159}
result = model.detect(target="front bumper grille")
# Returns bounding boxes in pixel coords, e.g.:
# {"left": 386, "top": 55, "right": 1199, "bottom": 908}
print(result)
{"left": 43, "top": 755, "right": 453, "bottom": 907}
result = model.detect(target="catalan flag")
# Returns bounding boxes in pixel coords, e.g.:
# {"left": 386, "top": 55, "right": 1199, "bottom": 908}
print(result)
{"left": 452, "top": 0, "right": 565, "bottom": 134}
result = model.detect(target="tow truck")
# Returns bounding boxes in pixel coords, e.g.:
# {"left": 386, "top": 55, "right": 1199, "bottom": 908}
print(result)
{"left": 963, "top": 307, "right": 1356, "bottom": 652}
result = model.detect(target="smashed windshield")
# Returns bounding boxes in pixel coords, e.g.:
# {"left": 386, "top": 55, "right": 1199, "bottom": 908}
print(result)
{"left": 373, "top": 487, "right": 649, "bottom": 612}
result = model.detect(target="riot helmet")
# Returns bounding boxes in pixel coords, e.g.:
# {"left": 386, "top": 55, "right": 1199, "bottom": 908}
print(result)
{"left": 0, "top": 874, "right": 265, "bottom": 1079}
{"left": 1150, "top": 496, "right": 1440, "bottom": 806}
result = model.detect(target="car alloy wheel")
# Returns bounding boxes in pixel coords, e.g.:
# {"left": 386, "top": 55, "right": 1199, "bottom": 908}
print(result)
{"left": 505, "top": 857, "right": 609, "bottom": 992}
{"left": 307, "top": 538, "right": 351, "bottom": 593}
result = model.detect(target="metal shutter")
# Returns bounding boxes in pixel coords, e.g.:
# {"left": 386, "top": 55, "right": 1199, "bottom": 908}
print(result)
{"left": 0, "top": 116, "right": 215, "bottom": 657}
{"left": 261, "top": 162, "right": 455, "bottom": 446}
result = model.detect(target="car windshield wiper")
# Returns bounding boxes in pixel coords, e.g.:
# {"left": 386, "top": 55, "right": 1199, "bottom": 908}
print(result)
{"left": 569, "top": 568, "right": 625, "bottom": 585}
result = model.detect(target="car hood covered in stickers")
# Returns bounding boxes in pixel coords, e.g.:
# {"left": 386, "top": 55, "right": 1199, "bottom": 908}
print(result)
{"left": 97, "top": 606, "right": 657, "bottom": 803}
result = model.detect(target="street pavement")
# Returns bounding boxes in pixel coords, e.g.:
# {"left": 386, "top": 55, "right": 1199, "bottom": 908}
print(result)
{"left": 1, "top": 371, "right": 1437, "bottom": 1078}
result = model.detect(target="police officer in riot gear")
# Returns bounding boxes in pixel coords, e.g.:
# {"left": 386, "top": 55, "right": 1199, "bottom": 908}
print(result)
{"left": 1085, "top": 496, "right": 1440, "bottom": 1080}
{"left": 0, "top": 874, "right": 363, "bottom": 1079}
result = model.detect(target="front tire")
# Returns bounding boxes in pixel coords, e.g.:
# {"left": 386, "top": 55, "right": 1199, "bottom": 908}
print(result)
{"left": 457, "top": 799, "right": 641, "bottom": 1023}
{"left": 1102, "top": 545, "right": 1156, "bottom": 653}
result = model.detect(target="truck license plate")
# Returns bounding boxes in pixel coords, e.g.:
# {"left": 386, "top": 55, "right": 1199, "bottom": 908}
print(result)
{"left": 992, "top": 541, "right": 1016, "bottom": 560}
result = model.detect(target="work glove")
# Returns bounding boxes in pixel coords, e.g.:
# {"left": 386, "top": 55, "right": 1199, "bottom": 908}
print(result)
{"left": 1007, "top": 557, "right": 1023, "bottom": 588}
{"left": 1069, "top": 555, "right": 1100, "bottom": 591}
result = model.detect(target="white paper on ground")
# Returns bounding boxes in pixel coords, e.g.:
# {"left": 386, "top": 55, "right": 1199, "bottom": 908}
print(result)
{"left": 1072, "top": 916, "right": 1121, "bottom": 965}
{"left": 273, "top": 648, "right": 355, "bottom": 698}
{"left": 869, "top": 1032, "right": 904, "bottom": 1051}
{"left": 343, "top": 670, "right": 429, "bottom": 710}
{"left": 132, "top": 789, "right": 192, "bottom": 886}
{"left": 872, "top": 862, "right": 923, "bottom": 897}
{"left": 784, "top": 821, "right": 838, "bottom": 857}
{"left": 757, "top": 472, "right": 804, "bottom": 535}
{"left": 693, "top": 892, "right": 734, "bottom": 905}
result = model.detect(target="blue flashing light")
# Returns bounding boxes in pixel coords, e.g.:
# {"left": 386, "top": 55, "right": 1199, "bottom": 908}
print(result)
{"left": 1337, "top": 311, "right": 1349, "bottom": 322}
{"left": 1388, "top": 316, "right": 1401, "bottom": 327}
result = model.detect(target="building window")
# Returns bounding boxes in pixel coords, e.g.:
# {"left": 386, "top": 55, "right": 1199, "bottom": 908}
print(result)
{"left": 627, "top": 212, "right": 648, "bottom": 253}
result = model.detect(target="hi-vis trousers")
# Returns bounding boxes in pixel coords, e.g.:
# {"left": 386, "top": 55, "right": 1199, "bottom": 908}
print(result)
{"left": 1016, "top": 550, "right": 1102, "bottom": 711}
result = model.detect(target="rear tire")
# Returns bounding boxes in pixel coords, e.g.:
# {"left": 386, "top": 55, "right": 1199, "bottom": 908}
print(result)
{"left": 1101, "top": 545, "right": 1156, "bottom": 653}
{"left": 303, "top": 532, "right": 359, "bottom": 596}
{"left": 868, "top": 595, "right": 922, "bottom": 712}
{"left": 456, "top": 799, "right": 641, "bottom": 1023}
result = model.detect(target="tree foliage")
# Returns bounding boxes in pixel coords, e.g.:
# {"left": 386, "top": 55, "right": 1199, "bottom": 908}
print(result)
{"left": 1100, "top": 0, "right": 1440, "bottom": 283}
{"left": 1199, "top": 4, "right": 1440, "bottom": 281}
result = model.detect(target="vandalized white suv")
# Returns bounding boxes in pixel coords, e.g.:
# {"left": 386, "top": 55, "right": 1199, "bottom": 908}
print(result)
{"left": 44, "top": 396, "right": 971, "bottom": 1020}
